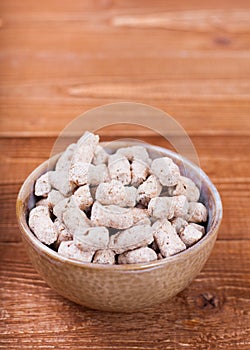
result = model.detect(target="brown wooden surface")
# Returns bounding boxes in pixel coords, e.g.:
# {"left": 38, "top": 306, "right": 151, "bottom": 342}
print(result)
{"left": 0, "top": 1, "right": 250, "bottom": 349}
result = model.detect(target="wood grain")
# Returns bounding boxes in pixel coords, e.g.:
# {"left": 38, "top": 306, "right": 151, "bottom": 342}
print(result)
{"left": 1, "top": 135, "right": 250, "bottom": 183}
{"left": 1, "top": 101, "right": 250, "bottom": 137}
{"left": 1, "top": 0, "right": 250, "bottom": 348}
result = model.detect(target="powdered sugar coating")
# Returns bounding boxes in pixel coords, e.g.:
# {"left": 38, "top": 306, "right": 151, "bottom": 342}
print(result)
{"left": 118, "top": 247, "right": 157, "bottom": 264}
{"left": 93, "top": 249, "right": 115, "bottom": 264}
{"left": 29, "top": 206, "right": 58, "bottom": 245}
{"left": 58, "top": 241, "right": 95, "bottom": 262}
{"left": 30, "top": 131, "right": 208, "bottom": 264}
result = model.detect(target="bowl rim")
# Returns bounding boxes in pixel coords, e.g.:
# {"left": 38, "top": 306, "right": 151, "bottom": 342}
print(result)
{"left": 16, "top": 143, "right": 223, "bottom": 271}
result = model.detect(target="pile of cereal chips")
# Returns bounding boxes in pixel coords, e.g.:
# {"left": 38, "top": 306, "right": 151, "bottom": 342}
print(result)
{"left": 29, "top": 131, "right": 207, "bottom": 264}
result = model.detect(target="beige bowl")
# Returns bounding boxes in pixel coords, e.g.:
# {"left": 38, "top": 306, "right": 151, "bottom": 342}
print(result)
{"left": 16, "top": 142, "right": 222, "bottom": 312}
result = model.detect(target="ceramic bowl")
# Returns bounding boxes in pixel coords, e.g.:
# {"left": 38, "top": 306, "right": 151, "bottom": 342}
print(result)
{"left": 16, "top": 142, "right": 222, "bottom": 312}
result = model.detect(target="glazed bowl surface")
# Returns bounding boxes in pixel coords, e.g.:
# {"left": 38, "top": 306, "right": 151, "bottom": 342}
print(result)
{"left": 16, "top": 142, "right": 222, "bottom": 312}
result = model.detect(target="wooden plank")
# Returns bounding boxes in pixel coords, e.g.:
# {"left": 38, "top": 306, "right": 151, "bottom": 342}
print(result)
{"left": 2, "top": 4, "right": 250, "bottom": 33}
{"left": 1, "top": 79, "right": 250, "bottom": 100}
{"left": 1, "top": 0, "right": 250, "bottom": 14}
{"left": 1, "top": 28, "right": 250, "bottom": 57}
{"left": 0, "top": 241, "right": 249, "bottom": 349}
{"left": 1, "top": 136, "right": 250, "bottom": 183}
{"left": 1, "top": 1, "right": 250, "bottom": 139}
{"left": 1, "top": 101, "right": 250, "bottom": 136}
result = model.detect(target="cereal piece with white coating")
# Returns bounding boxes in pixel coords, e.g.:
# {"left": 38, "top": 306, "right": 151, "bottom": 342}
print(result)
{"left": 95, "top": 180, "right": 136, "bottom": 207}
{"left": 131, "top": 208, "right": 150, "bottom": 225}
{"left": 116, "top": 146, "right": 151, "bottom": 186}
{"left": 62, "top": 203, "right": 92, "bottom": 236}
{"left": 148, "top": 195, "right": 188, "bottom": 220}
{"left": 189, "top": 223, "right": 205, "bottom": 235}
{"left": 133, "top": 217, "right": 151, "bottom": 226}
{"left": 93, "top": 249, "right": 115, "bottom": 264}
{"left": 117, "top": 146, "right": 151, "bottom": 165}
{"left": 172, "top": 195, "right": 189, "bottom": 217}
{"left": 148, "top": 197, "right": 174, "bottom": 220}
{"left": 47, "top": 190, "right": 65, "bottom": 209}
{"left": 88, "top": 164, "right": 110, "bottom": 186}
{"left": 151, "top": 157, "right": 180, "bottom": 186}
{"left": 108, "top": 154, "right": 131, "bottom": 185}
{"left": 69, "top": 162, "right": 90, "bottom": 186}
{"left": 152, "top": 219, "right": 186, "bottom": 257}
{"left": 58, "top": 241, "right": 95, "bottom": 262}
{"left": 56, "top": 143, "right": 76, "bottom": 172}
{"left": 179, "top": 224, "right": 203, "bottom": 247}
{"left": 74, "top": 226, "right": 109, "bottom": 251}
{"left": 124, "top": 187, "right": 137, "bottom": 207}
{"left": 168, "top": 176, "right": 200, "bottom": 202}
{"left": 136, "top": 175, "right": 162, "bottom": 206}
{"left": 53, "top": 198, "right": 70, "bottom": 220}
{"left": 187, "top": 202, "right": 208, "bottom": 223}
{"left": 118, "top": 247, "right": 157, "bottom": 264}
{"left": 152, "top": 218, "right": 171, "bottom": 231}
{"left": 49, "top": 170, "right": 75, "bottom": 197}
{"left": 69, "top": 163, "right": 109, "bottom": 186}
{"left": 131, "top": 159, "right": 150, "bottom": 187}
{"left": 109, "top": 225, "right": 154, "bottom": 254}
{"left": 71, "top": 131, "right": 99, "bottom": 165}
{"left": 91, "top": 202, "right": 134, "bottom": 229}
{"left": 29, "top": 206, "right": 58, "bottom": 245}
{"left": 69, "top": 132, "right": 99, "bottom": 184}
{"left": 171, "top": 217, "right": 188, "bottom": 233}
{"left": 34, "top": 172, "right": 52, "bottom": 197}
{"left": 72, "top": 184, "right": 93, "bottom": 210}
{"left": 53, "top": 219, "right": 73, "bottom": 248}
{"left": 92, "top": 145, "right": 109, "bottom": 165}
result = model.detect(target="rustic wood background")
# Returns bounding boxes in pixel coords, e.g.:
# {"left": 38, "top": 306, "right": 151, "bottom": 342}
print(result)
{"left": 1, "top": 0, "right": 250, "bottom": 349}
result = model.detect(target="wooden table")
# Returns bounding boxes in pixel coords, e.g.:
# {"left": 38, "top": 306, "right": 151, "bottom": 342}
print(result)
{"left": 1, "top": 1, "right": 250, "bottom": 349}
